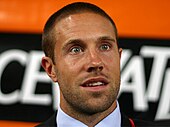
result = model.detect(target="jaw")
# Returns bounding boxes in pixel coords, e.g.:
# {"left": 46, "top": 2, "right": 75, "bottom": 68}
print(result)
{"left": 59, "top": 89, "right": 117, "bottom": 126}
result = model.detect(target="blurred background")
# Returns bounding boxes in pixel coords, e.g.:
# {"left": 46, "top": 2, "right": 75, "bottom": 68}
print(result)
{"left": 0, "top": 0, "right": 170, "bottom": 126}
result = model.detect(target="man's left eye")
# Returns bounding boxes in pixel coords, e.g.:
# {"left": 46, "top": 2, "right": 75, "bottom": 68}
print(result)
{"left": 100, "top": 44, "right": 110, "bottom": 51}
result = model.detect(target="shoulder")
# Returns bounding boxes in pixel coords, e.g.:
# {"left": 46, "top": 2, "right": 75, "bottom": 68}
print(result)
{"left": 35, "top": 113, "right": 57, "bottom": 127}
{"left": 154, "top": 120, "right": 170, "bottom": 126}
{"left": 130, "top": 118, "right": 170, "bottom": 127}
{"left": 121, "top": 112, "right": 156, "bottom": 127}
{"left": 133, "top": 118, "right": 155, "bottom": 127}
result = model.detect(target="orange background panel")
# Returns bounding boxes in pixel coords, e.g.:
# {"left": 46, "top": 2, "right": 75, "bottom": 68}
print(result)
{"left": 0, "top": 0, "right": 169, "bottom": 39}
{"left": 0, "top": 120, "right": 38, "bottom": 127}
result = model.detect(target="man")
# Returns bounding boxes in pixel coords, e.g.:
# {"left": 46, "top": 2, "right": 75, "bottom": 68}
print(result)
{"left": 36, "top": 2, "right": 157, "bottom": 127}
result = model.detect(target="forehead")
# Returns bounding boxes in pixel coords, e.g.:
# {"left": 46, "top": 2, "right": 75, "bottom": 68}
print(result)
{"left": 54, "top": 12, "right": 116, "bottom": 43}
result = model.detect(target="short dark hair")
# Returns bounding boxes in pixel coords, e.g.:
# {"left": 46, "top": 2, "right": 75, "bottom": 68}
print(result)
{"left": 42, "top": 2, "right": 118, "bottom": 62}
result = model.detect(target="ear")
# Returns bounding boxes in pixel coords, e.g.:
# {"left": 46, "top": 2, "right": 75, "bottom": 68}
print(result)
{"left": 118, "top": 48, "right": 123, "bottom": 58}
{"left": 41, "top": 56, "right": 58, "bottom": 82}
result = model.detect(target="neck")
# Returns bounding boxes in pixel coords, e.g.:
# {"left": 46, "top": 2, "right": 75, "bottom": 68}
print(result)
{"left": 60, "top": 101, "right": 117, "bottom": 126}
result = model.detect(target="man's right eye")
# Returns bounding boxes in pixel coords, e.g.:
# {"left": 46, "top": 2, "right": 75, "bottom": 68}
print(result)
{"left": 70, "top": 47, "right": 83, "bottom": 54}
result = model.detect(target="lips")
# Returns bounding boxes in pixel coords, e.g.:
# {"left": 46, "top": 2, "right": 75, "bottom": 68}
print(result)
{"left": 81, "top": 77, "right": 109, "bottom": 87}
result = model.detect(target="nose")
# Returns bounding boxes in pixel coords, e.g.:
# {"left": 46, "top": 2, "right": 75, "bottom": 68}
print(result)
{"left": 86, "top": 50, "right": 104, "bottom": 73}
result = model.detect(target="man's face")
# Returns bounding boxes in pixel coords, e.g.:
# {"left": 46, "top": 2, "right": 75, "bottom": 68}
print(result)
{"left": 48, "top": 12, "right": 122, "bottom": 115}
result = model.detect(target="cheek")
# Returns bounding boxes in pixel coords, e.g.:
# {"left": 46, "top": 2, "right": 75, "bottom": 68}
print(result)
{"left": 63, "top": 55, "right": 85, "bottom": 71}
{"left": 102, "top": 52, "right": 120, "bottom": 67}
{"left": 56, "top": 57, "right": 83, "bottom": 81}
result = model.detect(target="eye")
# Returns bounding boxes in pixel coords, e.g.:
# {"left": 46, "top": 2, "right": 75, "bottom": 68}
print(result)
{"left": 70, "top": 46, "right": 83, "bottom": 54}
{"left": 100, "top": 44, "right": 111, "bottom": 51}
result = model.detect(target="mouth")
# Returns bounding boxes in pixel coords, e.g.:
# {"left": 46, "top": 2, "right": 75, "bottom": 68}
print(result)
{"left": 84, "top": 81, "right": 105, "bottom": 87}
{"left": 81, "top": 77, "right": 109, "bottom": 90}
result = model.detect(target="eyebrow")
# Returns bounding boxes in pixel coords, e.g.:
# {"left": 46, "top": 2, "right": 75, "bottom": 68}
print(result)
{"left": 62, "top": 39, "right": 85, "bottom": 51}
{"left": 97, "top": 36, "right": 116, "bottom": 43}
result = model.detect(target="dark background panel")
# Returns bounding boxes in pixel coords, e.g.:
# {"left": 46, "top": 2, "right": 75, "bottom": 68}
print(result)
{"left": 0, "top": 33, "right": 170, "bottom": 122}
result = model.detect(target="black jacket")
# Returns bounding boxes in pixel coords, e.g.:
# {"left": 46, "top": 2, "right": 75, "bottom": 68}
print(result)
{"left": 35, "top": 111, "right": 161, "bottom": 127}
